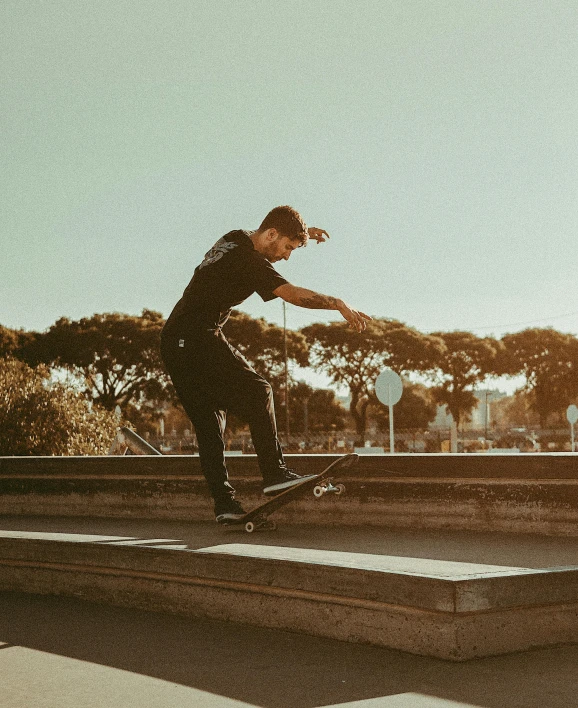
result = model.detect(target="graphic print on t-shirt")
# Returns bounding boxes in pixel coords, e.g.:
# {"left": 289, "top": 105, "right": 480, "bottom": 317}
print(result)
{"left": 198, "top": 237, "right": 238, "bottom": 270}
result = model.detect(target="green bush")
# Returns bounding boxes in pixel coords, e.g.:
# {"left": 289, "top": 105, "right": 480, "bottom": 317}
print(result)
{"left": 0, "top": 358, "right": 118, "bottom": 455}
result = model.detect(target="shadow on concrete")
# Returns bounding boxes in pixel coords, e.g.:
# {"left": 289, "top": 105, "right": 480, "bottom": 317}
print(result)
{"left": 0, "top": 591, "right": 577, "bottom": 708}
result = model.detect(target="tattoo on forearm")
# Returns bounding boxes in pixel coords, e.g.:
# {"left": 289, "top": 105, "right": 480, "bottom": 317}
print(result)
{"left": 296, "top": 293, "right": 340, "bottom": 310}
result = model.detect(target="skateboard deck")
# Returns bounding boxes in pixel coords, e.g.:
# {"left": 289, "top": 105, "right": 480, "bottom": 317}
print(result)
{"left": 223, "top": 453, "right": 359, "bottom": 533}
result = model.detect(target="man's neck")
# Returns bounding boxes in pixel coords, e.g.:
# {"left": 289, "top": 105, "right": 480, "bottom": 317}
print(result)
{"left": 249, "top": 229, "right": 268, "bottom": 254}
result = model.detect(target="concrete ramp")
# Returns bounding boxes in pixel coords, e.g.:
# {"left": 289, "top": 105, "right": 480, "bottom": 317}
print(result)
{"left": 1, "top": 532, "right": 578, "bottom": 661}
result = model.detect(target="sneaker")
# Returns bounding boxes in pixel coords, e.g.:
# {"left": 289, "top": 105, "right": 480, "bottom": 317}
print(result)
{"left": 262, "top": 468, "right": 316, "bottom": 496}
{"left": 214, "top": 497, "right": 247, "bottom": 524}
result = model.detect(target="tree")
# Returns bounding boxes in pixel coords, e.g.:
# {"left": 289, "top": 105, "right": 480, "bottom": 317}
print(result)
{"left": 0, "top": 357, "right": 118, "bottom": 455}
{"left": 491, "top": 391, "right": 540, "bottom": 429}
{"left": 428, "top": 331, "right": 502, "bottom": 428}
{"left": 0, "top": 325, "right": 35, "bottom": 358}
{"left": 0, "top": 325, "right": 19, "bottom": 356}
{"left": 501, "top": 328, "right": 578, "bottom": 427}
{"left": 288, "top": 382, "right": 347, "bottom": 433}
{"left": 302, "top": 319, "right": 442, "bottom": 443}
{"left": 20, "top": 310, "right": 171, "bottom": 411}
{"left": 369, "top": 381, "right": 437, "bottom": 431}
{"left": 222, "top": 309, "right": 309, "bottom": 431}
{"left": 223, "top": 310, "right": 309, "bottom": 385}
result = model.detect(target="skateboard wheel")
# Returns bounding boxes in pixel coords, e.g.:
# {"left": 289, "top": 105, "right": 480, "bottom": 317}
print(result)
{"left": 313, "top": 485, "right": 325, "bottom": 498}
{"left": 245, "top": 521, "right": 255, "bottom": 533}
{"left": 334, "top": 483, "right": 346, "bottom": 495}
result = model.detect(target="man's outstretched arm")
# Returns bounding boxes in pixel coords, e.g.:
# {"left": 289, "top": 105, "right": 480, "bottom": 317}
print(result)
{"left": 273, "top": 283, "right": 371, "bottom": 332}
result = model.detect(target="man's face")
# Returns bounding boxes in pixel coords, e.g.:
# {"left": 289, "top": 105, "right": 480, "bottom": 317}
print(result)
{"left": 265, "top": 232, "right": 305, "bottom": 263}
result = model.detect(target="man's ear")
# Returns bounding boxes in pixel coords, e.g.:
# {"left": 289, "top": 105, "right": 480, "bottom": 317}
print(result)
{"left": 265, "top": 228, "right": 278, "bottom": 242}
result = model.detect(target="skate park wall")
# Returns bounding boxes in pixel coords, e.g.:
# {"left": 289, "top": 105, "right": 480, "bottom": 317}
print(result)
{"left": 2, "top": 453, "right": 578, "bottom": 535}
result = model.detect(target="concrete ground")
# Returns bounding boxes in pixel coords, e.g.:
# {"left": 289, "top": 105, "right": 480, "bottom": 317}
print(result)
{"left": 2, "top": 516, "right": 578, "bottom": 707}
{"left": 2, "top": 591, "right": 578, "bottom": 708}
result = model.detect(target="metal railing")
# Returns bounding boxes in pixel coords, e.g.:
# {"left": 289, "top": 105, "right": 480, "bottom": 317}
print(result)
{"left": 108, "top": 427, "right": 162, "bottom": 456}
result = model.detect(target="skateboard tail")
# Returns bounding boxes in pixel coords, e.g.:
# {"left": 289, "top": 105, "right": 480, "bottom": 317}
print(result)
{"left": 327, "top": 452, "right": 358, "bottom": 473}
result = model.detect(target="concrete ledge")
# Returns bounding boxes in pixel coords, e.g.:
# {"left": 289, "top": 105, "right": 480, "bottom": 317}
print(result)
{"left": 1, "top": 531, "right": 578, "bottom": 661}
{"left": 3, "top": 454, "right": 578, "bottom": 535}
{"left": 3, "top": 452, "right": 578, "bottom": 478}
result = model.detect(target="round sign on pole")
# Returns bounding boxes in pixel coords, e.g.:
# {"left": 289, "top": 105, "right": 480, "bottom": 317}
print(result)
{"left": 375, "top": 369, "right": 403, "bottom": 454}
{"left": 375, "top": 369, "right": 403, "bottom": 406}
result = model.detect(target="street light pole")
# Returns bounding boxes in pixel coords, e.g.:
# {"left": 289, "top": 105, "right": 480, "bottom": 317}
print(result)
{"left": 485, "top": 390, "right": 489, "bottom": 441}
{"left": 283, "top": 300, "right": 290, "bottom": 442}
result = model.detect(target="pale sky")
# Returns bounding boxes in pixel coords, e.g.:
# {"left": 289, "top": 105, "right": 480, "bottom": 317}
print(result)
{"left": 2, "top": 1, "right": 577, "bottom": 343}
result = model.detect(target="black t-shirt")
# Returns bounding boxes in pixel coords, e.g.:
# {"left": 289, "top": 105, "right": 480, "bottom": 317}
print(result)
{"left": 163, "top": 230, "right": 288, "bottom": 335}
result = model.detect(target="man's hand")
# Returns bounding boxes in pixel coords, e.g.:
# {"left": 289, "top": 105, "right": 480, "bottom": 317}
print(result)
{"left": 307, "top": 227, "right": 330, "bottom": 244}
{"left": 338, "top": 301, "right": 372, "bottom": 332}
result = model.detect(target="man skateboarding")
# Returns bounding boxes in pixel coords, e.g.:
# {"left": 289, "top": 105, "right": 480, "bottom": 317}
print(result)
{"left": 160, "top": 205, "right": 371, "bottom": 524}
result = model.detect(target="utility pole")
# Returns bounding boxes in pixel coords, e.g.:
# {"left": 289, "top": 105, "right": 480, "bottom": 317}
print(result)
{"left": 283, "top": 300, "right": 290, "bottom": 441}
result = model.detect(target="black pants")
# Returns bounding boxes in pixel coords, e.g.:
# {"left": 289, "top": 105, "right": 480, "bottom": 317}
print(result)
{"left": 160, "top": 329, "right": 286, "bottom": 502}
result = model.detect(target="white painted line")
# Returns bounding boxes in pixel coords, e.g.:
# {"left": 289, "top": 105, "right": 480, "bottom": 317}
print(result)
{"left": 320, "top": 693, "right": 481, "bottom": 707}
{"left": 0, "top": 530, "right": 135, "bottom": 543}
{"left": 195, "top": 544, "right": 533, "bottom": 579}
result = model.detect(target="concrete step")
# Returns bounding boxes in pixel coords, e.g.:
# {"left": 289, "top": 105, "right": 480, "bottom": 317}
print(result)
{"left": 3, "top": 454, "right": 578, "bottom": 535}
{"left": 4, "top": 452, "right": 578, "bottom": 480}
{"left": 1, "top": 530, "right": 578, "bottom": 661}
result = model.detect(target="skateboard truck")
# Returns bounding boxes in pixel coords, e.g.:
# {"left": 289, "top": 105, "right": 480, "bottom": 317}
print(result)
{"left": 243, "top": 515, "right": 277, "bottom": 533}
{"left": 313, "top": 479, "right": 345, "bottom": 498}
{"left": 223, "top": 513, "right": 278, "bottom": 533}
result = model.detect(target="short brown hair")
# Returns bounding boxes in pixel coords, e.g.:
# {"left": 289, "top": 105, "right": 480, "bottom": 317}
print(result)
{"left": 258, "top": 206, "right": 308, "bottom": 245}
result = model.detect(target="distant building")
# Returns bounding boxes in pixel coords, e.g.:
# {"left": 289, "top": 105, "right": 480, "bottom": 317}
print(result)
{"left": 429, "top": 389, "right": 507, "bottom": 431}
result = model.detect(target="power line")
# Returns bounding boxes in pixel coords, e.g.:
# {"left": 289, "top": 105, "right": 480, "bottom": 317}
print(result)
{"left": 472, "top": 311, "right": 578, "bottom": 332}
{"left": 281, "top": 301, "right": 578, "bottom": 335}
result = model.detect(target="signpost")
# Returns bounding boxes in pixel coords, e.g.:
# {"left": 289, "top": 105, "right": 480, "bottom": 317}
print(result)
{"left": 375, "top": 369, "right": 403, "bottom": 453}
{"left": 566, "top": 404, "right": 578, "bottom": 452}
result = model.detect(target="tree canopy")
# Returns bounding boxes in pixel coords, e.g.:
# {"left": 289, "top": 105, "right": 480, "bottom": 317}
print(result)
{"left": 223, "top": 310, "right": 309, "bottom": 384}
{"left": 4, "top": 306, "right": 578, "bottom": 445}
{"left": 501, "top": 328, "right": 578, "bottom": 427}
{"left": 19, "top": 310, "right": 170, "bottom": 410}
{"left": 302, "top": 319, "right": 442, "bottom": 441}
{"left": 0, "top": 325, "right": 35, "bottom": 358}
{"left": 288, "top": 381, "right": 348, "bottom": 433}
{"left": 369, "top": 381, "right": 437, "bottom": 431}
{"left": 428, "top": 331, "right": 502, "bottom": 427}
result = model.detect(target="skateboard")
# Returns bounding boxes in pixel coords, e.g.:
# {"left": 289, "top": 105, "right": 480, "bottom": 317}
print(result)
{"left": 223, "top": 453, "right": 359, "bottom": 533}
